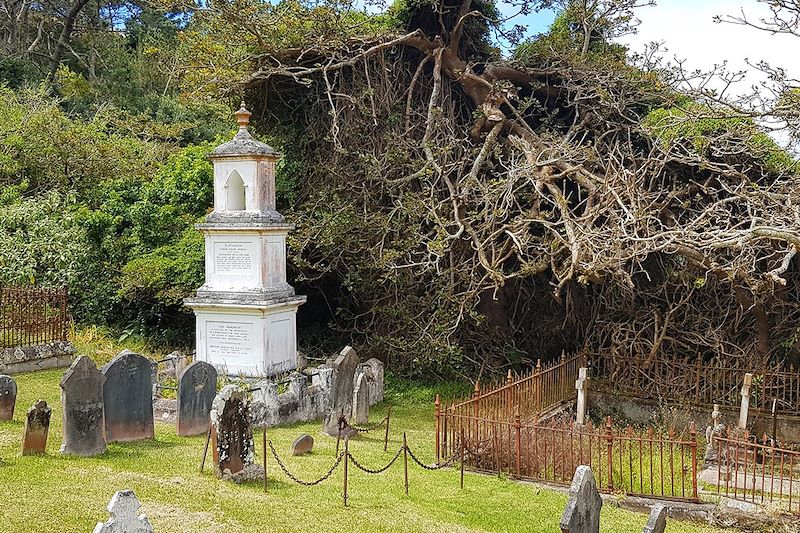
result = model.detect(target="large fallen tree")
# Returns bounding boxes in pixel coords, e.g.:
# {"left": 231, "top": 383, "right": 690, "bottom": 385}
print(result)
{"left": 182, "top": 0, "right": 800, "bottom": 378}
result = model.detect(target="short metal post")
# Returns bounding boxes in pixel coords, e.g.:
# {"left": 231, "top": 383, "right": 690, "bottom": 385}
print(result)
{"left": 384, "top": 405, "right": 392, "bottom": 453}
{"left": 263, "top": 427, "right": 268, "bottom": 493}
{"left": 460, "top": 427, "right": 465, "bottom": 489}
{"left": 343, "top": 437, "right": 349, "bottom": 507}
{"left": 200, "top": 426, "right": 212, "bottom": 473}
{"left": 403, "top": 432, "right": 409, "bottom": 495}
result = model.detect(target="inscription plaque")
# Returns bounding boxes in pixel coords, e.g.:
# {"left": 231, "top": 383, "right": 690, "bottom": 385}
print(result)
{"left": 207, "top": 321, "right": 254, "bottom": 359}
{"left": 214, "top": 242, "right": 254, "bottom": 273}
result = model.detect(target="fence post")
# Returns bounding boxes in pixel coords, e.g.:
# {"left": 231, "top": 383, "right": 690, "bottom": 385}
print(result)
{"left": 434, "top": 395, "right": 441, "bottom": 463}
{"left": 473, "top": 381, "right": 480, "bottom": 441}
{"left": 534, "top": 359, "right": 542, "bottom": 413}
{"left": 514, "top": 404, "right": 521, "bottom": 478}
{"left": 403, "top": 432, "right": 409, "bottom": 496}
{"left": 507, "top": 370, "right": 514, "bottom": 416}
{"left": 605, "top": 416, "right": 614, "bottom": 491}
{"left": 689, "top": 422, "right": 698, "bottom": 500}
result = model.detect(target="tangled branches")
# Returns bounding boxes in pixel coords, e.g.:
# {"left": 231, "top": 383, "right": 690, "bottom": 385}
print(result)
{"left": 193, "top": 0, "right": 800, "bottom": 375}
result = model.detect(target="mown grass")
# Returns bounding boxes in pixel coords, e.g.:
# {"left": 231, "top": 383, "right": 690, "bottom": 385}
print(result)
{"left": 0, "top": 368, "right": 729, "bottom": 532}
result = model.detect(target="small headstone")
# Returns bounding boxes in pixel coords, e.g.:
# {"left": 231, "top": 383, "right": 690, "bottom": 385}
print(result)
{"left": 177, "top": 361, "right": 218, "bottom": 437}
{"left": 93, "top": 490, "right": 153, "bottom": 533}
{"left": 210, "top": 385, "right": 256, "bottom": 477}
{"left": 642, "top": 504, "right": 667, "bottom": 533}
{"left": 560, "top": 465, "right": 602, "bottom": 533}
{"left": 0, "top": 375, "right": 17, "bottom": 421}
{"left": 352, "top": 373, "right": 370, "bottom": 425}
{"left": 60, "top": 355, "right": 107, "bottom": 456}
{"left": 102, "top": 351, "right": 154, "bottom": 443}
{"left": 363, "top": 358, "right": 384, "bottom": 404}
{"left": 291, "top": 433, "right": 314, "bottom": 456}
{"left": 22, "top": 400, "right": 51, "bottom": 455}
{"left": 322, "top": 346, "right": 359, "bottom": 436}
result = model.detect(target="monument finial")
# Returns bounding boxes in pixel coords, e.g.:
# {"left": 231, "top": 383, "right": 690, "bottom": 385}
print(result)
{"left": 234, "top": 101, "right": 251, "bottom": 130}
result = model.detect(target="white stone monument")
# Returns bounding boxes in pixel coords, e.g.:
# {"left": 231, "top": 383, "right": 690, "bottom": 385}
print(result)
{"left": 185, "top": 103, "right": 306, "bottom": 376}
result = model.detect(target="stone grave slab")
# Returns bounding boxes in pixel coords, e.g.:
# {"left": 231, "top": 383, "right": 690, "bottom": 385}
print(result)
{"left": 93, "top": 490, "right": 153, "bottom": 533}
{"left": 22, "top": 400, "right": 51, "bottom": 455}
{"left": 177, "top": 361, "right": 218, "bottom": 436}
{"left": 352, "top": 373, "right": 370, "bottom": 425}
{"left": 292, "top": 433, "right": 314, "bottom": 456}
{"left": 0, "top": 374, "right": 17, "bottom": 421}
{"left": 560, "top": 465, "right": 602, "bottom": 533}
{"left": 642, "top": 504, "right": 667, "bottom": 533}
{"left": 60, "top": 355, "right": 107, "bottom": 456}
{"left": 102, "top": 351, "right": 154, "bottom": 443}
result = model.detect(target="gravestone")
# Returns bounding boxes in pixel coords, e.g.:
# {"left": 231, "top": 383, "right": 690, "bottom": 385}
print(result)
{"left": 93, "top": 490, "right": 153, "bottom": 533}
{"left": 102, "top": 351, "right": 154, "bottom": 443}
{"left": 575, "top": 367, "right": 589, "bottom": 425}
{"left": 22, "top": 400, "right": 51, "bottom": 455}
{"left": 0, "top": 374, "right": 17, "bottom": 421}
{"left": 211, "top": 385, "right": 260, "bottom": 480}
{"left": 363, "top": 358, "right": 384, "bottom": 404}
{"left": 291, "top": 433, "right": 314, "bottom": 456}
{"left": 60, "top": 355, "right": 107, "bottom": 456}
{"left": 560, "top": 465, "right": 602, "bottom": 533}
{"left": 642, "top": 504, "right": 667, "bottom": 533}
{"left": 177, "top": 361, "right": 218, "bottom": 437}
{"left": 352, "top": 373, "right": 370, "bottom": 425}
{"left": 321, "top": 346, "right": 359, "bottom": 436}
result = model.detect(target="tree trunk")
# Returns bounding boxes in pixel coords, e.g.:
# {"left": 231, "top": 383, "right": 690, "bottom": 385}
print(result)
{"left": 47, "top": 0, "right": 91, "bottom": 81}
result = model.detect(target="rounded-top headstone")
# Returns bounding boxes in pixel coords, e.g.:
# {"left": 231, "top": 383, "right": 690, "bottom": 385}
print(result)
{"left": 291, "top": 433, "right": 314, "bottom": 456}
{"left": 102, "top": 351, "right": 154, "bottom": 443}
{"left": 177, "top": 360, "right": 218, "bottom": 437}
{"left": 0, "top": 374, "right": 17, "bottom": 421}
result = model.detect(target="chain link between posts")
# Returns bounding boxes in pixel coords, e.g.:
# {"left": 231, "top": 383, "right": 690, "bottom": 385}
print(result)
{"left": 268, "top": 440, "right": 344, "bottom": 486}
{"left": 350, "top": 414, "right": 389, "bottom": 434}
{"left": 406, "top": 446, "right": 459, "bottom": 470}
{"left": 347, "top": 446, "right": 404, "bottom": 474}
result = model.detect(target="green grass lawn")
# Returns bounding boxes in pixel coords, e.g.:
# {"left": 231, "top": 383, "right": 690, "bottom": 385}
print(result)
{"left": 0, "top": 368, "right": 728, "bottom": 532}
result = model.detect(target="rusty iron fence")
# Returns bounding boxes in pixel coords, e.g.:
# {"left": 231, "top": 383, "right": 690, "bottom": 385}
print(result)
{"left": 446, "top": 353, "right": 584, "bottom": 425}
{"left": 712, "top": 430, "right": 800, "bottom": 514}
{"left": 0, "top": 286, "right": 69, "bottom": 348}
{"left": 588, "top": 353, "right": 800, "bottom": 414}
{"left": 436, "top": 408, "right": 699, "bottom": 501}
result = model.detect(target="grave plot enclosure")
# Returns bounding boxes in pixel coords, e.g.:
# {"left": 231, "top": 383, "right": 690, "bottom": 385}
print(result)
{"left": 0, "top": 286, "right": 73, "bottom": 373}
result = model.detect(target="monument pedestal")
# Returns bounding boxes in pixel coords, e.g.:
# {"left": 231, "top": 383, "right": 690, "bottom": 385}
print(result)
{"left": 187, "top": 296, "right": 304, "bottom": 376}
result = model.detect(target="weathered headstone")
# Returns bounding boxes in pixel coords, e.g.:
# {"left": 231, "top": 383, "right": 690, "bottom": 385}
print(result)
{"left": 575, "top": 367, "right": 589, "bottom": 425}
{"left": 177, "top": 361, "right": 217, "bottom": 437}
{"left": 22, "top": 400, "right": 51, "bottom": 455}
{"left": 60, "top": 355, "right": 107, "bottom": 456}
{"left": 291, "top": 433, "right": 314, "bottom": 456}
{"left": 93, "top": 490, "right": 153, "bottom": 533}
{"left": 560, "top": 465, "right": 602, "bottom": 533}
{"left": 211, "top": 385, "right": 262, "bottom": 481}
{"left": 322, "top": 346, "right": 359, "bottom": 436}
{"left": 352, "top": 373, "right": 370, "bottom": 425}
{"left": 0, "top": 374, "right": 17, "bottom": 421}
{"left": 362, "top": 358, "right": 384, "bottom": 404}
{"left": 102, "top": 351, "right": 154, "bottom": 443}
{"left": 738, "top": 373, "right": 753, "bottom": 430}
{"left": 642, "top": 504, "right": 667, "bottom": 533}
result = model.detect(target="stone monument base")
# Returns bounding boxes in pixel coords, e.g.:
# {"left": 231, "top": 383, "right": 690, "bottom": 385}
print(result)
{"left": 186, "top": 296, "right": 305, "bottom": 377}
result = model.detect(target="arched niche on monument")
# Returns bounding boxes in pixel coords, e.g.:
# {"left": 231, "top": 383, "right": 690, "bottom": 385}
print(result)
{"left": 225, "top": 170, "right": 246, "bottom": 211}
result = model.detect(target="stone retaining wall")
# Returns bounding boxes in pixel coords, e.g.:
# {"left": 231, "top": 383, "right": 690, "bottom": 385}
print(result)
{"left": 0, "top": 341, "right": 76, "bottom": 374}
